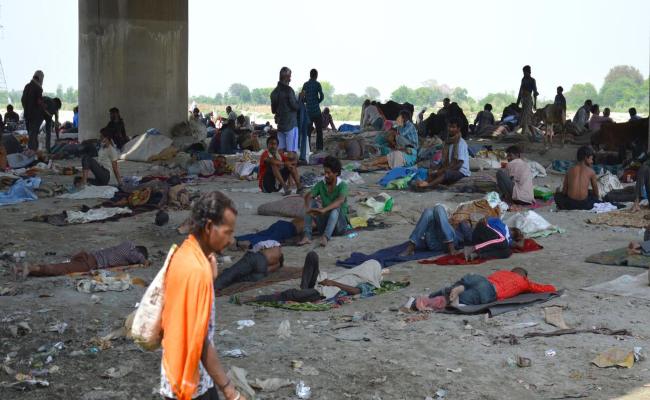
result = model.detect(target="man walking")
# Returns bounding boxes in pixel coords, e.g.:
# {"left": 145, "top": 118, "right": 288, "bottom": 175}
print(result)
{"left": 302, "top": 69, "right": 325, "bottom": 151}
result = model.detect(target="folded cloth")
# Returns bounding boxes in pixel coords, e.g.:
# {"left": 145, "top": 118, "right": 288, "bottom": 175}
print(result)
{"left": 418, "top": 239, "right": 543, "bottom": 265}
{"left": 336, "top": 241, "right": 443, "bottom": 268}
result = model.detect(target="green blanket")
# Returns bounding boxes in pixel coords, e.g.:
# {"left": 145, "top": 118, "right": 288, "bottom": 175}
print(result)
{"left": 585, "top": 248, "right": 650, "bottom": 269}
{"left": 245, "top": 280, "right": 410, "bottom": 311}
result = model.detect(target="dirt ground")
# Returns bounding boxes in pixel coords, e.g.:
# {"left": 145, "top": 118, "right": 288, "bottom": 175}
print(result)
{"left": 1, "top": 137, "right": 649, "bottom": 400}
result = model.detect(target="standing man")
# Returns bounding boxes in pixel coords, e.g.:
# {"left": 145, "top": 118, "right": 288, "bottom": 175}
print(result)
{"left": 554, "top": 86, "right": 566, "bottom": 123}
{"left": 270, "top": 67, "right": 301, "bottom": 156}
{"left": 302, "top": 69, "right": 325, "bottom": 151}
{"left": 160, "top": 191, "right": 247, "bottom": 400}
{"left": 21, "top": 70, "right": 45, "bottom": 150}
{"left": 515, "top": 65, "right": 538, "bottom": 137}
{"left": 226, "top": 106, "right": 237, "bottom": 122}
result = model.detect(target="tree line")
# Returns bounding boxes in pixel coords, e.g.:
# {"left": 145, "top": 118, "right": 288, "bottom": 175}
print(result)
{"left": 1, "top": 65, "right": 647, "bottom": 114}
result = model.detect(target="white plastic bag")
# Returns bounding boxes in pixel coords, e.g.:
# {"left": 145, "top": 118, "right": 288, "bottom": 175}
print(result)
{"left": 131, "top": 244, "right": 177, "bottom": 350}
{"left": 504, "top": 210, "right": 551, "bottom": 234}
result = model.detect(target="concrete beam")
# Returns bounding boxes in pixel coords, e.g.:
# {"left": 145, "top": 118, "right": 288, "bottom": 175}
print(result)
{"left": 78, "top": 0, "right": 188, "bottom": 141}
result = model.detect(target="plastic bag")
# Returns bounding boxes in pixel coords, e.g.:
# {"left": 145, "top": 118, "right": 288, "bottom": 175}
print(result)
{"left": 131, "top": 244, "right": 178, "bottom": 350}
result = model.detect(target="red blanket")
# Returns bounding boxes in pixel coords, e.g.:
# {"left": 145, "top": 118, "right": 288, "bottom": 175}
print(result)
{"left": 418, "top": 239, "right": 543, "bottom": 265}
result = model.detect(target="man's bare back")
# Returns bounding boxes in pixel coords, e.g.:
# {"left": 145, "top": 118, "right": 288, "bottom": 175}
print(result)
{"left": 564, "top": 164, "right": 596, "bottom": 201}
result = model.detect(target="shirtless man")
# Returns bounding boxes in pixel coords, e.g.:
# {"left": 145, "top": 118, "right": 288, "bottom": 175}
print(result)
{"left": 554, "top": 145, "right": 600, "bottom": 210}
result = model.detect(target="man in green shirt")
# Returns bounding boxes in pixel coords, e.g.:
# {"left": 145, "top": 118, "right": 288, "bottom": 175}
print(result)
{"left": 298, "top": 156, "right": 349, "bottom": 247}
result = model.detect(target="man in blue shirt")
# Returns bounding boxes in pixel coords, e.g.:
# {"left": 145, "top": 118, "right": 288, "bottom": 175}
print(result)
{"left": 414, "top": 117, "right": 470, "bottom": 190}
{"left": 301, "top": 69, "right": 325, "bottom": 151}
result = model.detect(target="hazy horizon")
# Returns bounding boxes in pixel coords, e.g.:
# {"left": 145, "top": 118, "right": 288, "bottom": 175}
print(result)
{"left": 1, "top": 0, "right": 648, "bottom": 101}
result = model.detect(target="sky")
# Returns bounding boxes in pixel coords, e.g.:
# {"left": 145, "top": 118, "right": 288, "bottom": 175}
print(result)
{"left": 1, "top": 0, "right": 649, "bottom": 101}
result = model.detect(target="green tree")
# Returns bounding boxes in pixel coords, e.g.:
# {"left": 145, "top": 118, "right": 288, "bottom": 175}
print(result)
{"left": 603, "top": 65, "right": 644, "bottom": 86}
{"left": 451, "top": 87, "right": 469, "bottom": 103}
{"left": 251, "top": 87, "right": 272, "bottom": 105}
{"left": 479, "top": 92, "right": 517, "bottom": 113}
{"left": 228, "top": 83, "right": 251, "bottom": 104}
{"left": 364, "top": 87, "right": 380, "bottom": 100}
{"left": 564, "top": 83, "right": 598, "bottom": 110}
{"left": 321, "top": 81, "right": 335, "bottom": 105}
{"left": 391, "top": 85, "right": 414, "bottom": 103}
{"left": 214, "top": 93, "right": 224, "bottom": 104}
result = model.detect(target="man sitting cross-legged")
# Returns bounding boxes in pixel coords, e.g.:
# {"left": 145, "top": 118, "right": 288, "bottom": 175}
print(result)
{"left": 258, "top": 135, "right": 304, "bottom": 195}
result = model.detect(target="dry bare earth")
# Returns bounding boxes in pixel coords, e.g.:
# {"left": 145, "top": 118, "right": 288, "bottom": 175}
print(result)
{"left": 0, "top": 139, "right": 649, "bottom": 400}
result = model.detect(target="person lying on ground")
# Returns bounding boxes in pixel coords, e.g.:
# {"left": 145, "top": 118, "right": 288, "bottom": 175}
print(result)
{"left": 363, "top": 110, "right": 419, "bottom": 170}
{"left": 399, "top": 205, "right": 524, "bottom": 259}
{"left": 214, "top": 242, "right": 284, "bottom": 290}
{"left": 632, "top": 164, "right": 649, "bottom": 212}
{"left": 628, "top": 226, "right": 650, "bottom": 255}
{"left": 160, "top": 191, "right": 247, "bottom": 400}
{"left": 298, "top": 155, "right": 349, "bottom": 247}
{"left": 236, "top": 251, "right": 382, "bottom": 304}
{"left": 322, "top": 107, "right": 336, "bottom": 131}
{"left": 14, "top": 241, "right": 148, "bottom": 278}
{"left": 258, "top": 135, "right": 304, "bottom": 195}
{"left": 554, "top": 145, "right": 600, "bottom": 210}
{"left": 78, "top": 129, "right": 122, "bottom": 187}
{"left": 406, "top": 267, "right": 556, "bottom": 311}
{"left": 234, "top": 217, "right": 308, "bottom": 250}
{"left": 412, "top": 117, "right": 470, "bottom": 190}
{"left": 496, "top": 145, "right": 534, "bottom": 205}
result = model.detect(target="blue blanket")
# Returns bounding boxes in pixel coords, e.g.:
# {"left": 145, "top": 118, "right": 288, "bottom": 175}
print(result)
{"left": 336, "top": 241, "right": 443, "bottom": 268}
{"left": 0, "top": 178, "right": 41, "bottom": 206}
{"left": 235, "top": 220, "right": 297, "bottom": 247}
{"left": 378, "top": 167, "right": 428, "bottom": 187}
{"left": 338, "top": 124, "right": 361, "bottom": 133}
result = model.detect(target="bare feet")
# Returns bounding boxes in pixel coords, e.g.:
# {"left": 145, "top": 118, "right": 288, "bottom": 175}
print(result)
{"left": 320, "top": 236, "right": 328, "bottom": 247}
{"left": 12, "top": 263, "right": 29, "bottom": 281}
{"left": 449, "top": 285, "right": 465, "bottom": 305}
{"left": 399, "top": 242, "right": 416, "bottom": 257}
{"left": 297, "top": 237, "right": 312, "bottom": 246}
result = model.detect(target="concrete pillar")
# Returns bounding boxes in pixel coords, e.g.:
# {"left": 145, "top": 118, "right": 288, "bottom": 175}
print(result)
{"left": 78, "top": 0, "right": 188, "bottom": 141}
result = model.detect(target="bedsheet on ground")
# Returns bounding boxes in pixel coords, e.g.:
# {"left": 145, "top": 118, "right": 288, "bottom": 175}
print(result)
{"left": 243, "top": 280, "right": 410, "bottom": 311}
{"left": 215, "top": 267, "right": 303, "bottom": 297}
{"left": 443, "top": 290, "right": 562, "bottom": 317}
{"left": 587, "top": 210, "right": 650, "bottom": 229}
{"left": 418, "top": 239, "right": 543, "bottom": 265}
{"left": 583, "top": 273, "right": 649, "bottom": 300}
{"left": 585, "top": 248, "right": 650, "bottom": 269}
{"left": 336, "top": 242, "right": 443, "bottom": 268}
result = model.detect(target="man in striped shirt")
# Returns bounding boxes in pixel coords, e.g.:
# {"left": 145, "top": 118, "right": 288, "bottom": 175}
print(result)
{"left": 16, "top": 241, "right": 148, "bottom": 277}
{"left": 301, "top": 69, "right": 325, "bottom": 151}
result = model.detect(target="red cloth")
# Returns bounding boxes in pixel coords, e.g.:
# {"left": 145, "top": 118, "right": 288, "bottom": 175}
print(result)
{"left": 258, "top": 150, "right": 287, "bottom": 189}
{"left": 418, "top": 239, "right": 542, "bottom": 265}
{"left": 487, "top": 270, "right": 556, "bottom": 300}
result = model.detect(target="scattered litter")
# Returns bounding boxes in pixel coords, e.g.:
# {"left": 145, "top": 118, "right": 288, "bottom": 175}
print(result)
{"left": 90, "top": 295, "right": 101, "bottom": 304}
{"left": 516, "top": 355, "right": 532, "bottom": 367}
{"left": 223, "top": 349, "right": 247, "bottom": 358}
{"left": 236, "top": 319, "right": 255, "bottom": 330}
{"left": 446, "top": 367, "right": 462, "bottom": 373}
{"left": 296, "top": 380, "right": 312, "bottom": 399}
{"left": 592, "top": 348, "right": 635, "bottom": 368}
{"left": 634, "top": 347, "right": 645, "bottom": 362}
{"left": 101, "top": 365, "right": 133, "bottom": 379}
{"left": 47, "top": 322, "right": 68, "bottom": 334}
{"left": 435, "top": 388, "right": 448, "bottom": 399}
{"left": 291, "top": 360, "right": 304, "bottom": 370}
{"left": 296, "top": 366, "right": 319, "bottom": 376}
{"left": 218, "top": 329, "right": 233, "bottom": 336}
{"left": 545, "top": 349, "right": 557, "bottom": 357}
{"left": 544, "top": 306, "right": 570, "bottom": 329}
{"left": 369, "top": 376, "right": 387, "bottom": 385}
{"left": 251, "top": 377, "right": 292, "bottom": 392}
{"left": 277, "top": 320, "right": 291, "bottom": 339}
{"left": 70, "top": 350, "right": 85, "bottom": 357}
{"left": 505, "top": 321, "right": 539, "bottom": 329}
{"left": 8, "top": 321, "right": 32, "bottom": 337}
{"left": 76, "top": 273, "right": 132, "bottom": 293}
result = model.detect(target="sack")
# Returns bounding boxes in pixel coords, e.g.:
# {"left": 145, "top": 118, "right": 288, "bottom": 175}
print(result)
{"left": 131, "top": 244, "right": 178, "bottom": 350}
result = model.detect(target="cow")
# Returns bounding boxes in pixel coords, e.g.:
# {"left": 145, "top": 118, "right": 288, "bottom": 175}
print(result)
{"left": 376, "top": 101, "right": 415, "bottom": 121}
{"left": 422, "top": 102, "right": 469, "bottom": 139}
{"left": 591, "top": 118, "right": 649, "bottom": 161}
{"left": 533, "top": 103, "right": 566, "bottom": 146}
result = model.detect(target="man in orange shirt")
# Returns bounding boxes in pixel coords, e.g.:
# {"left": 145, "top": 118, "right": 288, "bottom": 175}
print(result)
{"left": 160, "top": 191, "right": 247, "bottom": 400}
{"left": 408, "top": 267, "right": 556, "bottom": 311}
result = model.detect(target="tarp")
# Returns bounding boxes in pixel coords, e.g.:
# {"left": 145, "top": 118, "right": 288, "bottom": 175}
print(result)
{"left": 0, "top": 177, "right": 41, "bottom": 206}
{"left": 120, "top": 130, "right": 173, "bottom": 162}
